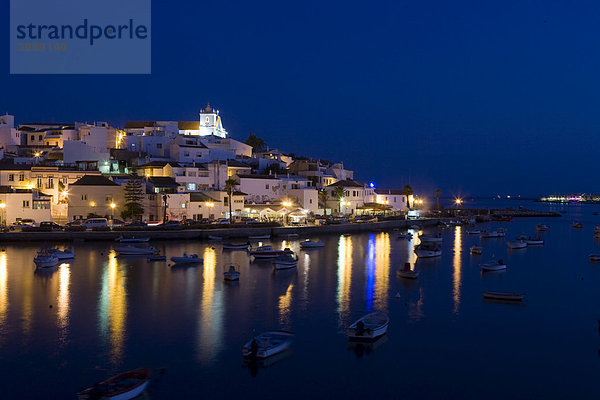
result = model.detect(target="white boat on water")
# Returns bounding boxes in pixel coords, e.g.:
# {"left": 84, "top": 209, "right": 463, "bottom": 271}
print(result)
{"left": 300, "top": 239, "right": 325, "bottom": 248}
{"left": 396, "top": 232, "right": 413, "bottom": 239}
{"left": 34, "top": 250, "right": 60, "bottom": 268}
{"left": 222, "top": 242, "right": 250, "bottom": 250}
{"left": 507, "top": 240, "right": 527, "bottom": 249}
{"left": 470, "top": 245, "right": 483, "bottom": 255}
{"left": 590, "top": 254, "right": 600, "bottom": 262}
{"left": 419, "top": 233, "right": 443, "bottom": 243}
{"left": 77, "top": 367, "right": 151, "bottom": 400}
{"left": 272, "top": 254, "right": 298, "bottom": 270}
{"left": 483, "top": 291, "right": 525, "bottom": 302}
{"left": 47, "top": 248, "right": 75, "bottom": 259}
{"left": 397, "top": 262, "right": 419, "bottom": 279}
{"left": 224, "top": 265, "right": 240, "bottom": 281}
{"left": 536, "top": 224, "right": 550, "bottom": 231}
{"left": 242, "top": 331, "right": 294, "bottom": 359}
{"left": 481, "top": 230, "right": 505, "bottom": 238}
{"left": 414, "top": 243, "right": 442, "bottom": 258}
{"left": 526, "top": 237, "right": 544, "bottom": 245}
{"left": 249, "top": 245, "right": 293, "bottom": 259}
{"left": 480, "top": 259, "right": 507, "bottom": 271}
{"left": 116, "top": 246, "right": 158, "bottom": 256}
{"left": 466, "top": 229, "right": 481, "bottom": 235}
{"left": 347, "top": 312, "right": 389, "bottom": 341}
{"left": 248, "top": 234, "right": 271, "bottom": 240}
{"left": 170, "top": 253, "right": 203, "bottom": 264}
{"left": 117, "top": 236, "right": 150, "bottom": 243}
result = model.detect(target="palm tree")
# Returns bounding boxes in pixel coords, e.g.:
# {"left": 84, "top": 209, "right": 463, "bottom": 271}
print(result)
{"left": 435, "top": 189, "right": 441, "bottom": 210}
{"left": 318, "top": 189, "right": 330, "bottom": 216}
{"left": 224, "top": 178, "right": 239, "bottom": 224}
{"left": 332, "top": 186, "right": 346, "bottom": 213}
{"left": 401, "top": 184, "right": 413, "bottom": 209}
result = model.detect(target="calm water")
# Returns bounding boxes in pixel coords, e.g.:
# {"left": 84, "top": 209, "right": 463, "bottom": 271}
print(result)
{"left": 2, "top": 200, "right": 600, "bottom": 399}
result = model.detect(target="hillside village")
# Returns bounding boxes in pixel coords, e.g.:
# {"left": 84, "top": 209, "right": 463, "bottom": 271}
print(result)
{"left": 0, "top": 105, "right": 419, "bottom": 226}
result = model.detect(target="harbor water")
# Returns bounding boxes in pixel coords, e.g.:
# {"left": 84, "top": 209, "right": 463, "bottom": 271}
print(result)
{"left": 1, "top": 199, "right": 600, "bottom": 399}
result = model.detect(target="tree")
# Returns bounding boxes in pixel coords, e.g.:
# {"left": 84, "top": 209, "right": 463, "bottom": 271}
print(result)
{"left": 435, "top": 189, "right": 441, "bottom": 210}
{"left": 121, "top": 168, "right": 145, "bottom": 221}
{"left": 401, "top": 184, "right": 413, "bottom": 209}
{"left": 224, "top": 177, "right": 239, "bottom": 224}
{"left": 244, "top": 133, "right": 265, "bottom": 152}
{"left": 318, "top": 189, "right": 330, "bottom": 216}
{"left": 332, "top": 186, "right": 346, "bottom": 213}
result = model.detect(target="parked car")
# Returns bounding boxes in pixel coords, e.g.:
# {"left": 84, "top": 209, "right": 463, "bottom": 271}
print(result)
{"left": 81, "top": 218, "right": 108, "bottom": 229}
{"left": 160, "top": 220, "right": 182, "bottom": 227}
{"left": 39, "top": 221, "right": 63, "bottom": 230}
{"left": 125, "top": 221, "right": 148, "bottom": 227}
{"left": 109, "top": 218, "right": 126, "bottom": 227}
{"left": 65, "top": 220, "right": 82, "bottom": 227}
{"left": 213, "top": 219, "right": 230, "bottom": 225}
{"left": 10, "top": 219, "right": 37, "bottom": 230}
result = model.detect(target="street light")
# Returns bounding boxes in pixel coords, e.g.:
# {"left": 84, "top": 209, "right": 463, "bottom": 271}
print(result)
{"left": 110, "top": 202, "right": 116, "bottom": 220}
{"left": 455, "top": 198, "right": 463, "bottom": 208}
{"left": 282, "top": 201, "right": 292, "bottom": 207}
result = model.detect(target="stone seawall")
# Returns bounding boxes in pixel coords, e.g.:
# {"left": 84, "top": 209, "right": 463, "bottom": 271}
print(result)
{"left": 0, "top": 219, "right": 440, "bottom": 242}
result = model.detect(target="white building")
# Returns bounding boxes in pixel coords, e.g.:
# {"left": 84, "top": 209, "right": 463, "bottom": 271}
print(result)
{"left": 0, "top": 114, "right": 21, "bottom": 149}
{"left": 0, "top": 187, "right": 52, "bottom": 225}
{"left": 178, "top": 104, "right": 228, "bottom": 138}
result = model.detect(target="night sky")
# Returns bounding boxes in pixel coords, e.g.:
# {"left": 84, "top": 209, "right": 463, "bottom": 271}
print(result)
{"left": 2, "top": 1, "right": 600, "bottom": 197}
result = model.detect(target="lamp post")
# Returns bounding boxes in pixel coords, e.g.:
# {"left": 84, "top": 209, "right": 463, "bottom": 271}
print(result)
{"left": 110, "top": 202, "right": 116, "bottom": 220}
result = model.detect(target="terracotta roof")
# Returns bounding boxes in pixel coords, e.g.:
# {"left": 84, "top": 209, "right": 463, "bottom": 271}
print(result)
{"left": 71, "top": 175, "right": 118, "bottom": 186}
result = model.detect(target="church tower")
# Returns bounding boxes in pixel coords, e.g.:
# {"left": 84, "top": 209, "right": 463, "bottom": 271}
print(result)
{"left": 198, "top": 103, "right": 228, "bottom": 138}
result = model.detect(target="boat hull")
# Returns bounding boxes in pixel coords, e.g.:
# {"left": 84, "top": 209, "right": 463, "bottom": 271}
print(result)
{"left": 483, "top": 291, "right": 525, "bottom": 301}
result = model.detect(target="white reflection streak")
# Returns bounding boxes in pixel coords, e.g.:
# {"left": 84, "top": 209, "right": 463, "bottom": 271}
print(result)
{"left": 453, "top": 226, "right": 462, "bottom": 314}
{"left": 336, "top": 235, "right": 352, "bottom": 321}
{"left": 0, "top": 253, "right": 7, "bottom": 327}
{"left": 57, "top": 263, "right": 70, "bottom": 329}
{"left": 198, "top": 247, "right": 223, "bottom": 364}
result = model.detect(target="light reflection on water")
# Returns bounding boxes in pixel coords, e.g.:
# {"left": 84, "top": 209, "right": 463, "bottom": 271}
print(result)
{"left": 453, "top": 226, "right": 462, "bottom": 314}
{"left": 98, "top": 251, "right": 127, "bottom": 365}
{"left": 197, "top": 247, "right": 223, "bottom": 364}
{"left": 0, "top": 252, "right": 7, "bottom": 330}
{"left": 336, "top": 235, "right": 352, "bottom": 321}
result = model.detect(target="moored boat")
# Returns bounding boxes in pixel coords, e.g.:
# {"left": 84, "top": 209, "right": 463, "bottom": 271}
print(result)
{"left": 397, "top": 262, "right": 419, "bottom": 279}
{"left": 483, "top": 291, "right": 525, "bottom": 302}
{"left": 248, "top": 234, "right": 271, "bottom": 240}
{"left": 115, "top": 246, "right": 158, "bottom": 256}
{"left": 470, "top": 245, "right": 483, "bottom": 255}
{"left": 77, "top": 366, "right": 151, "bottom": 400}
{"left": 572, "top": 222, "right": 583, "bottom": 229}
{"left": 507, "top": 240, "right": 527, "bottom": 249}
{"left": 249, "top": 245, "right": 294, "bottom": 259}
{"left": 224, "top": 265, "right": 240, "bottom": 281}
{"left": 414, "top": 243, "right": 442, "bottom": 258}
{"left": 536, "top": 224, "right": 550, "bottom": 231}
{"left": 466, "top": 229, "right": 481, "bottom": 235}
{"left": 34, "top": 250, "right": 60, "bottom": 268}
{"left": 526, "top": 237, "right": 544, "bottom": 245}
{"left": 299, "top": 239, "right": 325, "bottom": 248}
{"left": 347, "top": 312, "right": 389, "bottom": 341}
{"left": 589, "top": 254, "right": 600, "bottom": 262}
{"left": 272, "top": 254, "right": 298, "bottom": 270}
{"left": 170, "top": 253, "right": 203, "bottom": 264}
{"left": 242, "top": 331, "right": 294, "bottom": 359}
{"left": 418, "top": 232, "right": 443, "bottom": 243}
{"left": 208, "top": 235, "right": 223, "bottom": 240}
{"left": 47, "top": 248, "right": 75, "bottom": 259}
{"left": 222, "top": 241, "right": 250, "bottom": 250}
{"left": 480, "top": 259, "right": 507, "bottom": 271}
{"left": 481, "top": 230, "right": 505, "bottom": 238}
{"left": 117, "top": 236, "right": 150, "bottom": 243}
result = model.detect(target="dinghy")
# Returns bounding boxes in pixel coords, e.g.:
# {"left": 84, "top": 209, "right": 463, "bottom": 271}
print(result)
{"left": 480, "top": 259, "right": 507, "bottom": 271}
{"left": 224, "top": 265, "right": 241, "bottom": 281}
{"left": 34, "top": 249, "right": 60, "bottom": 268}
{"left": 347, "top": 312, "right": 389, "bottom": 341}
{"left": 77, "top": 367, "right": 151, "bottom": 400}
{"left": 249, "top": 245, "right": 293, "bottom": 259}
{"left": 470, "top": 245, "right": 483, "bottom": 255}
{"left": 272, "top": 254, "right": 298, "bottom": 270}
{"left": 526, "top": 237, "right": 544, "bottom": 245}
{"left": 589, "top": 254, "right": 600, "bottom": 262}
{"left": 208, "top": 235, "right": 223, "bottom": 241}
{"left": 414, "top": 243, "right": 442, "bottom": 258}
{"left": 572, "top": 222, "right": 583, "bottom": 229}
{"left": 507, "top": 240, "right": 527, "bottom": 249}
{"left": 242, "top": 331, "right": 294, "bottom": 359}
{"left": 466, "top": 229, "right": 481, "bottom": 235}
{"left": 170, "top": 253, "right": 203, "bottom": 264}
{"left": 483, "top": 291, "right": 525, "bottom": 302}
{"left": 299, "top": 239, "right": 325, "bottom": 248}
{"left": 397, "top": 262, "right": 419, "bottom": 279}
{"left": 418, "top": 233, "right": 443, "bottom": 243}
{"left": 222, "top": 241, "right": 250, "bottom": 250}
{"left": 536, "top": 224, "right": 550, "bottom": 231}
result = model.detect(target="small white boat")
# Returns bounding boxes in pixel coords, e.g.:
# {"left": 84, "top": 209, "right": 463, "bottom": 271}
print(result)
{"left": 481, "top": 230, "right": 505, "bottom": 238}
{"left": 77, "top": 367, "right": 151, "bottom": 400}
{"left": 466, "top": 229, "right": 481, "bottom": 235}
{"left": 397, "top": 262, "right": 419, "bottom": 279}
{"left": 480, "top": 259, "right": 507, "bottom": 271}
{"left": 418, "top": 233, "right": 443, "bottom": 243}
{"left": 590, "top": 254, "right": 600, "bottom": 262}
{"left": 300, "top": 239, "right": 325, "bottom": 248}
{"left": 170, "top": 253, "right": 203, "bottom": 264}
{"left": 347, "top": 312, "right": 389, "bottom": 341}
{"left": 470, "top": 245, "right": 483, "bottom": 255}
{"left": 536, "top": 224, "right": 550, "bottom": 231}
{"left": 249, "top": 245, "right": 294, "bottom": 259}
{"left": 117, "top": 236, "right": 150, "bottom": 243}
{"left": 483, "top": 291, "right": 525, "bottom": 302}
{"left": 507, "top": 240, "right": 527, "bottom": 249}
{"left": 272, "top": 254, "right": 298, "bottom": 270}
{"left": 396, "top": 232, "right": 413, "bottom": 239}
{"left": 116, "top": 246, "right": 158, "bottom": 256}
{"left": 34, "top": 250, "right": 60, "bottom": 268}
{"left": 414, "top": 243, "right": 442, "bottom": 258}
{"left": 242, "top": 331, "right": 294, "bottom": 359}
{"left": 222, "top": 241, "right": 250, "bottom": 250}
{"left": 47, "top": 248, "right": 75, "bottom": 259}
{"left": 224, "top": 265, "right": 240, "bottom": 281}
{"left": 208, "top": 235, "right": 223, "bottom": 241}
{"left": 526, "top": 237, "right": 544, "bottom": 245}
{"left": 248, "top": 234, "right": 271, "bottom": 240}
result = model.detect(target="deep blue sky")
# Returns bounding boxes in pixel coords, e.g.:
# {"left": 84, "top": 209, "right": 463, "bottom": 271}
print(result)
{"left": 3, "top": 1, "right": 600, "bottom": 197}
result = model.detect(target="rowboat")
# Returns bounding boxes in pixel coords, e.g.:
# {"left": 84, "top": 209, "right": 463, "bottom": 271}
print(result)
{"left": 223, "top": 242, "right": 250, "bottom": 250}
{"left": 414, "top": 243, "right": 442, "bottom": 258}
{"left": 526, "top": 238, "right": 544, "bottom": 245}
{"left": 224, "top": 265, "right": 240, "bottom": 281}
{"left": 170, "top": 254, "right": 203, "bottom": 264}
{"left": 248, "top": 235, "right": 271, "bottom": 240}
{"left": 466, "top": 229, "right": 481, "bottom": 235}
{"left": 590, "top": 254, "right": 600, "bottom": 262}
{"left": 480, "top": 259, "right": 507, "bottom": 271}
{"left": 347, "top": 312, "right": 389, "bottom": 341}
{"left": 249, "top": 245, "right": 293, "bottom": 259}
{"left": 481, "top": 230, "right": 505, "bottom": 238}
{"left": 470, "top": 245, "right": 483, "bottom": 255}
{"left": 34, "top": 250, "right": 60, "bottom": 268}
{"left": 483, "top": 291, "right": 525, "bottom": 302}
{"left": 418, "top": 233, "right": 443, "bottom": 243}
{"left": 299, "top": 239, "right": 325, "bottom": 248}
{"left": 77, "top": 367, "right": 151, "bottom": 400}
{"left": 47, "top": 248, "right": 75, "bottom": 259}
{"left": 115, "top": 246, "right": 158, "bottom": 256}
{"left": 117, "top": 236, "right": 150, "bottom": 243}
{"left": 272, "top": 254, "right": 298, "bottom": 270}
{"left": 536, "top": 224, "right": 550, "bottom": 231}
{"left": 242, "top": 331, "right": 294, "bottom": 359}
{"left": 397, "top": 262, "right": 419, "bottom": 279}
{"left": 208, "top": 235, "right": 223, "bottom": 240}
{"left": 507, "top": 240, "right": 527, "bottom": 249}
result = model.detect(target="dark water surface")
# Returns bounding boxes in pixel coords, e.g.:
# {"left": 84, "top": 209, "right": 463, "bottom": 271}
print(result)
{"left": 2, "top": 200, "right": 600, "bottom": 399}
